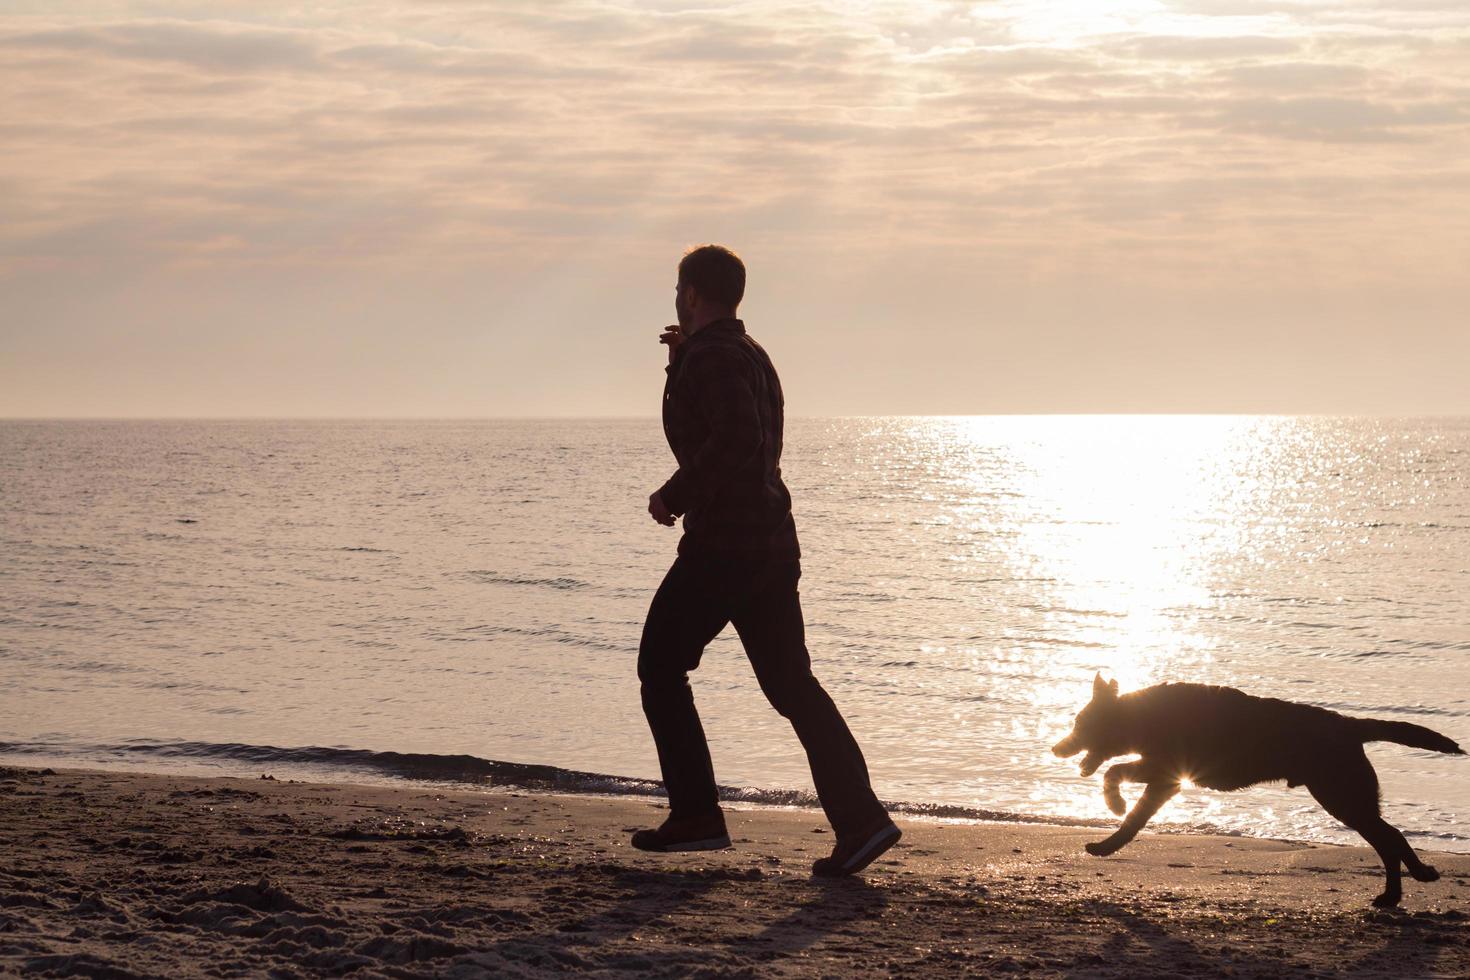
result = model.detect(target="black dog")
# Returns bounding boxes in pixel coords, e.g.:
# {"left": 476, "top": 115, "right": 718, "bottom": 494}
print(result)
{"left": 1053, "top": 674, "right": 1464, "bottom": 907}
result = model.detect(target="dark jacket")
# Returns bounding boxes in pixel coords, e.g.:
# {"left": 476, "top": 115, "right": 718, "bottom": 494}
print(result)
{"left": 657, "top": 318, "right": 800, "bottom": 558}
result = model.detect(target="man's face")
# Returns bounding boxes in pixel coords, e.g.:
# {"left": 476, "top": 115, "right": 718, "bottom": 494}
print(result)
{"left": 674, "top": 280, "right": 693, "bottom": 330}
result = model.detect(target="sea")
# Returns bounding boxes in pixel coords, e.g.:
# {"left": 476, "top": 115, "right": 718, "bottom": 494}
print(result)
{"left": 2, "top": 417, "right": 1467, "bottom": 851}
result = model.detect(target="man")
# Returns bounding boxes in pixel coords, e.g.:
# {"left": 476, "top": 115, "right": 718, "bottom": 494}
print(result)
{"left": 633, "top": 243, "right": 900, "bottom": 876}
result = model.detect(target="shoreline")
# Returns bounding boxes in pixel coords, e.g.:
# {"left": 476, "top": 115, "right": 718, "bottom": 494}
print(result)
{"left": 2, "top": 766, "right": 1467, "bottom": 978}
{"left": 5, "top": 747, "right": 1462, "bottom": 859}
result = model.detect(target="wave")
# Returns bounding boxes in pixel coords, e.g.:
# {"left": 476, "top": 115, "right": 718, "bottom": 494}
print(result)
{"left": 466, "top": 571, "right": 591, "bottom": 591}
{"left": 0, "top": 738, "right": 1118, "bottom": 830}
{"left": 1017, "top": 604, "right": 1129, "bottom": 619}
{"left": 0, "top": 739, "right": 661, "bottom": 797}
{"left": 450, "top": 623, "right": 630, "bottom": 653}
{"left": 1313, "top": 701, "right": 1468, "bottom": 720}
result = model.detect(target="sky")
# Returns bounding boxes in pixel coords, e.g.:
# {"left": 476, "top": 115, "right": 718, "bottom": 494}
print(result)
{"left": 1, "top": 1, "right": 1467, "bottom": 417}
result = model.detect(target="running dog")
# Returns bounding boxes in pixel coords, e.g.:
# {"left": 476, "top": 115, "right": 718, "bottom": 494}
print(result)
{"left": 1052, "top": 674, "right": 1464, "bottom": 908}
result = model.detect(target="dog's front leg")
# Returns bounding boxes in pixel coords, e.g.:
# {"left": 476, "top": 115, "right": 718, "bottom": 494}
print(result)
{"left": 1085, "top": 781, "right": 1180, "bottom": 856}
{"left": 1101, "top": 761, "right": 1144, "bottom": 816}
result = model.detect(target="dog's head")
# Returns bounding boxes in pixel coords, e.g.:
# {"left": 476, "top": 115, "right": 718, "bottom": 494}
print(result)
{"left": 1052, "top": 673, "right": 1124, "bottom": 776}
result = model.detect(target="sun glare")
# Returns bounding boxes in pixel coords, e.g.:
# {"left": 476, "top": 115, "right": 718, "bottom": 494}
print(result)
{"left": 969, "top": 414, "right": 1254, "bottom": 687}
{"left": 930, "top": 415, "right": 1286, "bottom": 822}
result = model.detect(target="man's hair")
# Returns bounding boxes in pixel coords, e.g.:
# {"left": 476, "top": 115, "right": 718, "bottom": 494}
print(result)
{"left": 678, "top": 244, "right": 745, "bottom": 310}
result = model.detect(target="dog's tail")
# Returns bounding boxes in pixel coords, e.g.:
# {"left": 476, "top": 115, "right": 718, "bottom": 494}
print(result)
{"left": 1353, "top": 718, "right": 1464, "bottom": 755}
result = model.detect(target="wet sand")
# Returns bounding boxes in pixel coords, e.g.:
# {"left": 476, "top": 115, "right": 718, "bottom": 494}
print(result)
{"left": 1, "top": 766, "right": 1466, "bottom": 978}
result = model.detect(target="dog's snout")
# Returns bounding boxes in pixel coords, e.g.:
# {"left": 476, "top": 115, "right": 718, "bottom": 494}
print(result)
{"left": 1052, "top": 736, "right": 1078, "bottom": 757}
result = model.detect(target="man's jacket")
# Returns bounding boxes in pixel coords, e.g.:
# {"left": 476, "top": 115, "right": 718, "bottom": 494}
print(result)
{"left": 657, "top": 318, "right": 800, "bottom": 558}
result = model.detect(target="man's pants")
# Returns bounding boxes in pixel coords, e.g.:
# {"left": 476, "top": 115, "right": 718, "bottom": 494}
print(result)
{"left": 638, "top": 551, "right": 887, "bottom": 838}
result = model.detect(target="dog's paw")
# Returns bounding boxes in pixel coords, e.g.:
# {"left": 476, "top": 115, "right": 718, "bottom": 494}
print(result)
{"left": 1104, "top": 787, "right": 1126, "bottom": 816}
{"left": 1410, "top": 864, "right": 1440, "bottom": 883}
{"left": 1371, "top": 891, "right": 1402, "bottom": 910}
{"left": 1084, "top": 840, "right": 1117, "bottom": 857}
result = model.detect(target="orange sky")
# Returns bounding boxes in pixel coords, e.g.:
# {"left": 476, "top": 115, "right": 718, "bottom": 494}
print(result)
{"left": 2, "top": 1, "right": 1467, "bottom": 416}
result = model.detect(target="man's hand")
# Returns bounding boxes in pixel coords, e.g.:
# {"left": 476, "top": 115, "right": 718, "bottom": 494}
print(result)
{"left": 648, "top": 490, "right": 676, "bottom": 527}
{"left": 659, "top": 324, "right": 683, "bottom": 364}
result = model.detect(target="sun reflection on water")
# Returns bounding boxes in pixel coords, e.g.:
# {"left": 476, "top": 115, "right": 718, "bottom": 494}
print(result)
{"left": 934, "top": 415, "right": 1291, "bottom": 823}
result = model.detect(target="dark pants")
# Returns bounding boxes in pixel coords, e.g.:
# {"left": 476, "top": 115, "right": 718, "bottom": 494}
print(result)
{"left": 638, "top": 552, "right": 886, "bottom": 838}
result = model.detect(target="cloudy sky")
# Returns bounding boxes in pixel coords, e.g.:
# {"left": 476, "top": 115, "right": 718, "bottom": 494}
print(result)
{"left": 2, "top": 1, "right": 1467, "bottom": 416}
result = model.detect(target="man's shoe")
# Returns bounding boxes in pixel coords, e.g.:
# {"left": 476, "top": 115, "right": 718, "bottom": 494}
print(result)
{"left": 630, "top": 811, "right": 731, "bottom": 852}
{"left": 812, "top": 818, "right": 901, "bottom": 876}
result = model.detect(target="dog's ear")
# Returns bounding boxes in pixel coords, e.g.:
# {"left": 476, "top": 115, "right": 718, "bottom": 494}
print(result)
{"left": 1093, "top": 673, "right": 1119, "bottom": 700}
{"left": 1108, "top": 678, "right": 1119, "bottom": 697}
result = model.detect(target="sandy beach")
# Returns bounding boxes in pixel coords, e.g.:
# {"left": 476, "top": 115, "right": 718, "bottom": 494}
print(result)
{"left": 1, "top": 767, "right": 1466, "bottom": 978}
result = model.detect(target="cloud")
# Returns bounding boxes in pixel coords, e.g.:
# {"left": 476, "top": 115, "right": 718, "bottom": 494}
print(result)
{"left": 1197, "top": 94, "right": 1468, "bottom": 141}
{"left": 1216, "top": 61, "right": 1372, "bottom": 90}
{"left": 1168, "top": 0, "right": 1470, "bottom": 29}
{"left": 0, "top": 1, "right": 1466, "bottom": 277}
{"left": 0, "top": 1, "right": 1466, "bottom": 415}
{"left": 1119, "top": 34, "right": 1302, "bottom": 59}
{"left": 1, "top": 19, "right": 323, "bottom": 72}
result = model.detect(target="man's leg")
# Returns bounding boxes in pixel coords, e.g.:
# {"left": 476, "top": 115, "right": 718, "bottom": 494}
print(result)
{"left": 731, "top": 559, "right": 888, "bottom": 840}
{"left": 638, "top": 553, "right": 731, "bottom": 821}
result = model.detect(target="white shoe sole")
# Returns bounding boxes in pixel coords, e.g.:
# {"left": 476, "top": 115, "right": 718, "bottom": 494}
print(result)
{"left": 844, "top": 823, "right": 900, "bottom": 871}
{"left": 815, "top": 822, "right": 901, "bottom": 876}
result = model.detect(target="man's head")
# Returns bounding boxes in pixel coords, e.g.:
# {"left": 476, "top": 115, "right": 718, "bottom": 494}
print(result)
{"left": 675, "top": 244, "right": 745, "bottom": 332}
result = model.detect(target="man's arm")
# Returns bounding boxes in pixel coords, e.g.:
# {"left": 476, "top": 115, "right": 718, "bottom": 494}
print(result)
{"left": 657, "top": 347, "right": 763, "bottom": 517}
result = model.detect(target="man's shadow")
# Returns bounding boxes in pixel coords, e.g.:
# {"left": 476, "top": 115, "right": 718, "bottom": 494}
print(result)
{"left": 472, "top": 863, "right": 887, "bottom": 972}
{"left": 724, "top": 874, "right": 888, "bottom": 960}
{"left": 1069, "top": 900, "right": 1453, "bottom": 979}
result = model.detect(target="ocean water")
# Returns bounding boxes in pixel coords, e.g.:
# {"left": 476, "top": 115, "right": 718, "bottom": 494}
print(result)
{"left": 2, "top": 417, "right": 1467, "bottom": 851}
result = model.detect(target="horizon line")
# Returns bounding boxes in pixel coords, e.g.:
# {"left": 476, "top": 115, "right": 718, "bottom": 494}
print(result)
{"left": 4, "top": 412, "right": 1470, "bottom": 422}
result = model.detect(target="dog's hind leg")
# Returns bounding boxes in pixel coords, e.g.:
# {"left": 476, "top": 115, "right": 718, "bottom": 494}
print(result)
{"left": 1305, "top": 753, "right": 1416, "bottom": 908}
{"left": 1401, "top": 839, "right": 1440, "bottom": 884}
{"left": 1085, "top": 781, "right": 1179, "bottom": 857}
{"left": 1359, "top": 799, "right": 1439, "bottom": 883}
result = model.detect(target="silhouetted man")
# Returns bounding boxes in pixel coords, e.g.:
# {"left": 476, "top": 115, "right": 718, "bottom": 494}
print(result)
{"left": 632, "top": 244, "right": 900, "bottom": 876}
